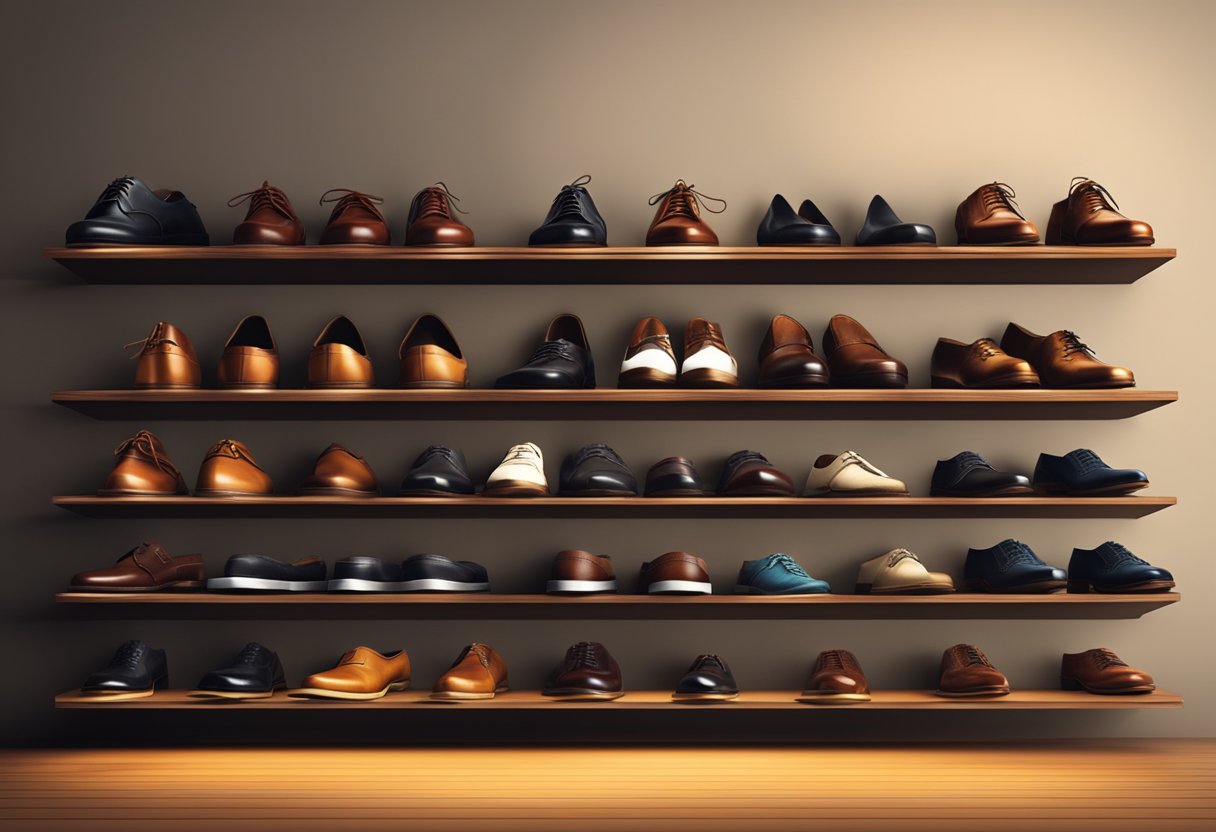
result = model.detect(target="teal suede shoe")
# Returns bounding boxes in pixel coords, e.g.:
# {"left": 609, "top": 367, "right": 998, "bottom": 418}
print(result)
{"left": 734, "top": 553, "right": 831, "bottom": 595}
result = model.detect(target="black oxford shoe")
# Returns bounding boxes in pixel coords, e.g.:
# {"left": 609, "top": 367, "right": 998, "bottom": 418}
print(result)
{"left": 81, "top": 640, "right": 168, "bottom": 698}
{"left": 672, "top": 654, "right": 740, "bottom": 701}
{"left": 67, "top": 176, "right": 210, "bottom": 246}
{"left": 855, "top": 195, "right": 936, "bottom": 245}
{"left": 756, "top": 194, "right": 841, "bottom": 245}
{"left": 399, "top": 445, "right": 475, "bottom": 496}
{"left": 930, "top": 451, "right": 1033, "bottom": 497}
{"left": 560, "top": 444, "right": 638, "bottom": 496}
{"left": 495, "top": 313, "right": 596, "bottom": 388}
{"left": 189, "top": 643, "right": 286, "bottom": 699}
{"left": 528, "top": 175, "right": 608, "bottom": 246}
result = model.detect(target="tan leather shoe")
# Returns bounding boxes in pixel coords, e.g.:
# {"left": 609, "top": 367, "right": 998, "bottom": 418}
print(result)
{"left": 69, "top": 541, "right": 204, "bottom": 592}
{"left": 1045, "top": 177, "right": 1154, "bottom": 246}
{"left": 308, "top": 315, "right": 374, "bottom": 388}
{"left": 405, "top": 183, "right": 474, "bottom": 246}
{"left": 854, "top": 548, "right": 954, "bottom": 594}
{"left": 1060, "top": 648, "right": 1155, "bottom": 695}
{"left": 954, "top": 182, "right": 1039, "bottom": 245}
{"left": 99, "top": 430, "right": 189, "bottom": 496}
{"left": 431, "top": 643, "right": 509, "bottom": 700}
{"left": 318, "top": 189, "right": 390, "bottom": 245}
{"left": 217, "top": 315, "right": 279, "bottom": 389}
{"left": 398, "top": 314, "right": 468, "bottom": 388}
{"left": 1000, "top": 323, "right": 1134, "bottom": 389}
{"left": 645, "top": 180, "right": 725, "bottom": 246}
{"left": 290, "top": 646, "right": 411, "bottom": 700}
{"left": 822, "top": 314, "right": 908, "bottom": 388}
{"left": 797, "top": 649, "right": 871, "bottom": 704}
{"left": 127, "top": 322, "right": 200, "bottom": 389}
{"left": 228, "top": 181, "right": 305, "bottom": 245}
{"left": 195, "top": 439, "right": 273, "bottom": 497}
{"left": 930, "top": 337, "right": 1039, "bottom": 389}
{"left": 936, "top": 644, "right": 1011, "bottom": 697}
{"left": 299, "top": 443, "right": 379, "bottom": 496}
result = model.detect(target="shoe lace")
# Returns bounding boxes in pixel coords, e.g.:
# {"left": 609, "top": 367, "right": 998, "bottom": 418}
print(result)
{"left": 113, "top": 641, "right": 144, "bottom": 670}
{"left": 1098, "top": 542, "right": 1147, "bottom": 567}
{"left": 1065, "top": 449, "right": 1107, "bottom": 473}
{"left": 418, "top": 445, "right": 457, "bottom": 463}
{"left": 227, "top": 181, "right": 295, "bottom": 219}
{"left": 819, "top": 650, "right": 846, "bottom": 670}
{"left": 973, "top": 339, "right": 1002, "bottom": 361}
{"left": 768, "top": 553, "right": 809, "bottom": 577}
{"left": 994, "top": 540, "right": 1041, "bottom": 570}
{"left": 414, "top": 182, "right": 467, "bottom": 218}
{"left": 648, "top": 180, "right": 727, "bottom": 219}
{"left": 122, "top": 329, "right": 181, "bottom": 358}
{"left": 573, "top": 443, "right": 619, "bottom": 466}
{"left": 980, "top": 182, "right": 1025, "bottom": 219}
{"left": 1059, "top": 330, "right": 1095, "bottom": 358}
{"left": 886, "top": 548, "right": 920, "bottom": 567}
{"left": 1068, "top": 177, "right": 1121, "bottom": 213}
{"left": 958, "top": 645, "right": 994, "bottom": 668}
{"left": 553, "top": 175, "right": 593, "bottom": 219}
{"left": 570, "top": 642, "right": 599, "bottom": 669}
{"left": 952, "top": 451, "right": 992, "bottom": 473}
{"left": 236, "top": 644, "right": 264, "bottom": 665}
{"left": 528, "top": 340, "right": 575, "bottom": 362}
{"left": 99, "top": 177, "right": 136, "bottom": 203}
{"left": 113, "top": 431, "right": 180, "bottom": 477}
{"left": 725, "top": 449, "right": 768, "bottom": 467}
{"left": 319, "top": 189, "right": 385, "bottom": 220}
{"left": 1091, "top": 649, "right": 1127, "bottom": 670}
{"left": 504, "top": 444, "right": 539, "bottom": 463}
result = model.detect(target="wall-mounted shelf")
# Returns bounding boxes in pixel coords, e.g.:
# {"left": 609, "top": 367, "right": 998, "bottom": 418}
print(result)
{"left": 50, "top": 388, "right": 1180, "bottom": 421}
{"left": 44, "top": 245, "right": 1176, "bottom": 285}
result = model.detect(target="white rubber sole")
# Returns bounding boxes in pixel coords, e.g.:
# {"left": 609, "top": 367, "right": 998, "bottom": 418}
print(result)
{"left": 546, "top": 579, "right": 618, "bottom": 593}
{"left": 399, "top": 579, "right": 490, "bottom": 592}
{"left": 207, "top": 577, "right": 328, "bottom": 592}
{"left": 646, "top": 580, "right": 712, "bottom": 594}
{"left": 327, "top": 579, "right": 406, "bottom": 592}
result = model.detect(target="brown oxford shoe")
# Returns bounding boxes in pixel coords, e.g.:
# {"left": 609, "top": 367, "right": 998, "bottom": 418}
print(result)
{"left": 758, "top": 314, "right": 829, "bottom": 388}
{"left": 1060, "top": 648, "right": 1155, "bottom": 695}
{"left": 645, "top": 180, "right": 725, "bottom": 246}
{"left": 291, "top": 647, "right": 411, "bottom": 701}
{"left": 638, "top": 551, "right": 712, "bottom": 594}
{"left": 547, "top": 549, "right": 617, "bottom": 594}
{"left": 543, "top": 641, "right": 624, "bottom": 700}
{"left": 217, "top": 315, "right": 278, "bottom": 389}
{"left": 936, "top": 643, "right": 1011, "bottom": 697}
{"left": 930, "top": 337, "right": 1039, "bottom": 389}
{"left": 1000, "top": 323, "right": 1134, "bottom": 388}
{"left": 955, "top": 182, "right": 1039, "bottom": 245}
{"left": 797, "top": 649, "right": 872, "bottom": 704}
{"left": 717, "top": 450, "right": 795, "bottom": 497}
{"left": 99, "top": 430, "right": 188, "bottom": 496}
{"left": 308, "top": 315, "right": 374, "bottom": 388}
{"left": 127, "top": 322, "right": 200, "bottom": 389}
{"left": 1045, "top": 177, "right": 1154, "bottom": 246}
{"left": 195, "top": 438, "right": 273, "bottom": 497}
{"left": 822, "top": 314, "right": 908, "bottom": 388}
{"left": 299, "top": 443, "right": 379, "bottom": 496}
{"left": 228, "top": 181, "right": 305, "bottom": 245}
{"left": 69, "top": 541, "right": 204, "bottom": 592}
{"left": 318, "top": 189, "right": 390, "bottom": 245}
{"left": 398, "top": 314, "right": 468, "bottom": 388}
{"left": 431, "top": 643, "right": 510, "bottom": 700}
{"left": 405, "top": 183, "right": 474, "bottom": 246}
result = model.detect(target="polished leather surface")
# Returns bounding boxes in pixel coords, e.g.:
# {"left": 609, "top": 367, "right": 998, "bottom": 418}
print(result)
{"left": 331, "top": 557, "right": 404, "bottom": 586}
{"left": 308, "top": 315, "right": 375, "bottom": 388}
{"left": 618, "top": 316, "right": 677, "bottom": 388}
{"left": 299, "top": 443, "right": 379, "bottom": 496}
{"left": 296, "top": 646, "right": 411, "bottom": 698}
{"left": 99, "top": 430, "right": 188, "bottom": 496}
{"left": 81, "top": 640, "right": 168, "bottom": 695}
{"left": 644, "top": 456, "right": 709, "bottom": 497}
{"left": 560, "top": 443, "right": 637, "bottom": 496}
{"left": 638, "top": 551, "right": 712, "bottom": 594}
{"left": 228, "top": 181, "right": 305, "bottom": 245}
{"left": 216, "top": 554, "right": 326, "bottom": 584}
{"left": 821, "top": 314, "right": 908, "bottom": 388}
{"left": 937, "top": 644, "right": 1010, "bottom": 697}
{"left": 495, "top": 313, "right": 595, "bottom": 388}
{"left": 405, "top": 183, "right": 474, "bottom": 246}
{"left": 855, "top": 195, "right": 936, "bottom": 245}
{"left": 646, "top": 180, "right": 724, "bottom": 246}
{"left": 954, "top": 183, "right": 1039, "bottom": 245}
{"left": 735, "top": 553, "right": 830, "bottom": 595}
{"left": 964, "top": 539, "right": 1067, "bottom": 593}
{"left": 67, "top": 176, "right": 209, "bottom": 246}
{"left": 1068, "top": 541, "right": 1174, "bottom": 593}
{"left": 196, "top": 438, "right": 273, "bottom": 497}
{"left": 131, "top": 321, "right": 201, "bottom": 389}
{"left": 548, "top": 550, "right": 617, "bottom": 594}
{"left": 69, "top": 541, "right": 204, "bottom": 592}
{"left": 400, "top": 553, "right": 489, "bottom": 591}
{"left": 717, "top": 449, "right": 795, "bottom": 496}
{"left": 433, "top": 643, "right": 509, "bottom": 699}
{"left": 192, "top": 643, "right": 286, "bottom": 696}
{"left": 217, "top": 315, "right": 278, "bottom": 389}
{"left": 756, "top": 194, "right": 840, "bottom": 245}
{"left": 681, "top": 318, "right": 738, "bottom": 388}
{"left": 528, "top": 175, "right": 607, "bottom": 246}
{"left": 399, "top": 445, "right": 475, "bottom": 495}
{"left": 1060, "top": 648, "right": 1155, "bottom": 694}
{"left": 1033, "top": 449, "right": 1148, "bottom": 496}
{"left": 930, "top": 451, "right": 1032, "bottom": 497}
{"left": 317, "top": 189, "right": 389, "bottom": 245}
{"left": 758, "top": 314, "right": 829, "bottom": 387}
{"left": 398, "top": 314, "right": 468, "bottom": 388}
{"left": 800, "top": 649, "right": 871, "bottom": 702}
{"left": 1045, "top": 177, "right": 1154, "bottom": 245}
{"left": 673, "top": 654, "right": 739, "bottom": 699}
{"left": 543, "top": 641, "right": 623, "bottom": 698}
{"left": 930, "top": 338, "right": 1039, "bottom": 389}
{"left": 1000, "top": 323, "right": 1135, "bottom": 389}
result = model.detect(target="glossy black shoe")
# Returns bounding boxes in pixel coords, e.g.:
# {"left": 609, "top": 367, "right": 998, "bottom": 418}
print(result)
{"left": 964, "top": 539, "right": 1068, "bottom": 593}
{"left": 495, "top": 313, "right": 596, "bottom": 388}
{"left": 930, "top": 451, "right": 1033, "bottom": 497}
{"left": 80, "top": 640, "right": 168, "bottom": 699}
{"left": 672, "top": 654, "right": 739, "bottom": 701}
{"left": 207, "top": 555, "right": 328, "bottom": 592}
{"left": 328, "top": 557, "right": 406, "bottom": 592}
{"left": 756, "top": 195, "right": 841, "bottom": 245}
{"left": 66, "top": 176, "right": 210, "bottom": 246}
{"left": 528, "top": 175, "right": 607, "bottom": 246}
{"left": 399, "top": 445, "right": 475, "bottom": 496}
{"left": 400, "top": 553, "right": 490, "bottom": 592}
{"left": 190, "top": 643, "right": 286, "bottom": 699}
{"left": 1033, "top": 449, "right": 1149, "bottom": 496}
{"left": 645, "top": 457, "right": 710, "bottom": 497}
{"left": 560, "top": 444, "right": 638, "bottom": 496}
{"left": 1068, "top": 542, "right": 1175, "bottom": 593}
{"left": 855, "top": 195, "right": 936, "bottom": 245}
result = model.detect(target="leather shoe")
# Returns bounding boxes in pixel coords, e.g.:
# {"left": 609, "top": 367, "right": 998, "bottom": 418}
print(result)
{"left": 964, "top": 539, "right": 1067, "bottom": 593}
{"left": 99, "top": 430, "right": 188, "bottom": 496}
{"left": 1045, "top": 178, "right": 1154, "bottom": 245}
{"left": 855, "top": 195, "right": 936, "bottom": 245}
{"left": 528, "top": 175, "right": 607, "bottom": 246}
{"left": 758, "top": 314, "right": 829, "bottom": 387}
{"left": 405, "top": 183, "right": 474, "bottom": 246}
{"left": 1033, "top": 449, "right": 1148, "bottom": 496}
{"left": 931, "top": 338, "right": 1039, "bottom": 389}
{"left": 1060, "top": 648, "right": 1155, "bottom": 694}
{"left": 822, "top": 314, "right": 907, "bottom": 388}
{"left": 299, "top": 443, "right": 379, "bottom": 496}
{"left": 672, "top": 654, "right": 739, "bottom": 701}
{"left": 618, "top": 317, "right": 678, "bottom": 388}
{"left": 797, "top": 650, "right": 871, "bottom": 704}
{"left": 432, "top": 643, "right": 510, "bottom": 700}
{"left": 735, "top": 553, "right": 830, "bottom": 595}
{"left": 228, "top": 181, "right": 305, "bottom": 245}
{"left": 217, "top": 315, "right": 279, "bottom": 389}
{"left": 69, "top": 541, "right": 204, "bottom": 593}
{"left": 291, "top": 647, "right": 411, "bottom": 701}
{"left": 207, "top": 554, "right": 327, "bottom": 593}
{"left": 401, "top": 553, "right": 489, "bottom": 592}
{"left": 717, "top": 450, "right": 795, "bottom": 496}
{"left": 756, "top": 195, "right": 840, "bottom": 245}
{"left": 681, "top": 318, "right": 738, "bottom": 388}
{"left": 638, "top": 551, "right": 712, "bottom": 595}
{"left": 127, "top": 321, "right": 201, "bottom": 389}
{"left": 930, "top": 451, "right": 1032, "bottom": 497}
{"left": 1000, "top": 323, "right": 1134, "bottom": 389}
{"left": 67, "top": 176, "right": 209, "bottom": 246}
{"left": 318, "top": 189, "right": 389, "bottom": 245}
{"left": 547, "top": 550, "right": 617, "bottom": 594}
{"left": 1067, "top": 541, "right": 1174, "bottom": 594}
{"left": 560, "top": 444, "right": 637, "bottom": 497}
{"left": 308, "top": 315, "right": 375, "bottom": 388}
{"left": 483, "top": 442, "right": 548, "bottom": 496}
{"left": 81, "top": 640, "right": 168, "bottom": 699}
{"left": 190, "top": 643, "right": 286, "bottom": 699}
{"left": 399, "top": 445, "right": 475, "bottom": 496}
{"left": 495, "top": 313, "right": 595, "bottom": 389}
{"left": 398, "top": 314, "right": 468, "bottom": 388}
{"left": 646, "top": 180, "right": 725, "bottom": 246}
{"left": 955, "top": 183, "right": 1039, "bottom": 245}
{"left": 543, "top": 641, "right": 624, "bottom": 700}
{"left": 195, "top": 438, "right": 273, "bottom": 497}
{"left": 937, "top": 644, "right": 1010, "bottom": 697}
{"left": 645, "top": 457, "right": 709, "bottom": 497}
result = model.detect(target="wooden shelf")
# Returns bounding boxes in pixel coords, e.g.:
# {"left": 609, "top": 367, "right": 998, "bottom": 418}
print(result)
{"left": 45, "top": 245, "right": 1176, "bottom": 285}
{"left": 54, "top": 591, "right": 1181, "bottom": 620}
{"left": 51, "top": 495, "right": 1177, "bottom": 519}
{"left": 54, "top": 688, "right": 1183, "bottom": 710}
{"left": 50, "top": 388, "right": 1180, "bottom": 421}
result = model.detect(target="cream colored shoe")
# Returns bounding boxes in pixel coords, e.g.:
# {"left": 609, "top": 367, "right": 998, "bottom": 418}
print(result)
{"left": 855, "top": 548, "right": 955, "bottom": 594}
{"left": 804, "top": 451, "right": 908, "bottom": 496}
{"left": 483, "top": 442, "right": 548, "bottom": 497}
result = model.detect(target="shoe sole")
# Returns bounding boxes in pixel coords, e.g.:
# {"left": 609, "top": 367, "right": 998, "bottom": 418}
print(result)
{"left": 965, "top": 579, "right": 1067, "bottom": 594}
{"left": 398, "top": 579, "right": 490, "bottom": 592}
{"left": 398, "top": 488, "right": 474, "bottom": 497}
{"left": 306, "top": 382, "right": 375, "bottom": 389}
{"left": 288, "top": 681, "right": 410, "bottom": 701}
{"left": 756, "top": 376, "right": 830, "bottom": 388}
{"left": 672, "top": 692, "right": 740, "bottom": 702}
{"left": 679, "top": 368, "right": 739, "bottom": 388}
{"left": 795, "top": 692, "right": 872, "bottom": 704}
{"left": 559, "top": 489, "right": 639, "bottom": 497}
{"left": 645, "top": 488, "right": 711, "bottom": 497}
{"left": 206, "top": 577, "right": 328, "bottom": 592}
{"left": 481, "top": 480, "right": 548, "bottom": 497}
{"left": 854, "top": 583, "right": 955, "bottom": 594}
{"left": 327, "top": 579, "right": 407, "bottom": 592}
{"left": 929, "top": 486, "right": 1035, "bottom": 497}
{"left": 826, "top": 373, "right": 908, "bottom": 388}
{"left": 297, "top": 487, "right": 380, "bottom": 497}
{"left": 188, "top": 683, "right": 287, "bottom": 700}
{"left": 733, "top": 585, "right": 829, "bottom": 596}
{"left": 1034, "top": 482, "right": 1150, "bottom": 497}
{"left": 719, "top": 485, "right": 798, "bottom": 497}
{"left": 97, "top": 489, "right": 186, "bottom": 497}
{"left": 646, "top": 580, "right": 712, "bottom": 594}
{"left": 193, "top": 489, "right": 273, "bottom": 498}
{"left": 1060, "top": 677, "right": 1155, "bottom": 695}
{"left": 1066, "top": 579, "right": 1175, "bottom": 594}
{"left": 429, "top": 685, "right": 510, "bottom": 701}
{"left": 930, "top": 374, "right": 1040, "bottom": 388}
{"left": 68, "top": 581, "right": 205, "bottom": 593}
{"left": 542, "top": 689, "right": 625, "bottom": 701}
{"left": 399, "top": 380, "right": 469, "bottom": 389}
{"left": 546, "top": 580, "right": 618, "bottom": 594}
{"left": 934, "top": 687, "right": 1012, "bottom": 698}
{"left": 618, "top": 367, "right": 677, "bottom": 388}
{"left": 804, "top": 487, "right": 910, "bottom": 497}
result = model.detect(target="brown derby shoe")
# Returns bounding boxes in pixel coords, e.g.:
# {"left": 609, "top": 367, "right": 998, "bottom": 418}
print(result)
{"left": 228, "top": 181, "right": 305, "bottom": 245}
{"left": 797, "top": 649, "right": 872, "bottom": 704}
{"left": 217, "top": 315, "right": 279, "bottom": 389}
{"left": 546, "top": 549, "right": 617, "bottom": 594}
{"left": 645, "top": 180, "right": 725, "bottom": 246}
{"left": 99, "top": 430, "right": 188, "bottom": 496}
{"left": 431, "top": 643, "right": 509, "bottom": 700}
{"left": 638, "top": 551, "right": 712, "bottom": 595}
{"left": 290, "top": 646, "right": 411, "bottom": 701}
{"left": 127, "top": 321, "right": 200, "bottom": 389}
{"left": 1060, "top": 648, "right": 1155, "bottom": 695}
{"left": 936, "top": 643, "right": 1011, "bottom": 697}
{"left": 398, "top": 314, "right": 468, "bottom": 388}
{"left": 308, "top": 315, "right": 374, "bottom": 388}
{"left": 195, "top": 438, "right": 273, "bottom": 497}
{"left": 1000, "top": 323, "right": 1135, "bottom": 389}
{"left": 930, "top": 337, "right": 1039, "bottom": 389}
{"left": 318, "top": 188, "right": 390, "bottom": 245}
{"left": 543, "top": 641, "right": 624, "bottom": 700}
{"left": 1045, "top": 177, "right": 1154, "bottom": 246}
{"left": 822, "top": 314, "right": 908, "bottom": 388}
{"left": 955, "top": 182, "right": 1039, "bottom": 245}
{"left": 69, "top": 541, "right": 204, "bottom": 592}
{"left": 299, "top": 443, "right": 379, "bottom": 497}
{"left": 758, "top": 313, "right": 829, "bottom": 388}
{"left": 405, "top": 183, "right": 474, "bottom": 246}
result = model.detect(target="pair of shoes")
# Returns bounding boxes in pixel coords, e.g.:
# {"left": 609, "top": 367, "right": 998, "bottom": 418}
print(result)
{"left": 618, "top": 317, "right": 741, "bottom": 388}
{"left": 758, "top": 195, "right": 934, "bottom": 246}
{"left": 643, "top": 450, "right": 906, "bottom": 498}
{"left": 966, "top": 538, "right": 1175, "bottom": 594}
{"left": 297, "top": 643, "right": 505, "bottom": 702}
{"left": 955, "top": 179, "right": 1154, "bottom": 245}
{"left": 480, "top": 442, "right": 636, "bottom": 497}
{"left": 931, "top": 449, "right": 1148, "bottom": 497}
{"left": 310, "top": 313, "right": 467, "bottom": 389}
{"left": 208, "top": 553, "right": 489, "bottom": 593}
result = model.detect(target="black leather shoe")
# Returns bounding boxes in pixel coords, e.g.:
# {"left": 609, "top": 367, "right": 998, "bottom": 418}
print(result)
{"left": 66, "top": 176, "right": 210, "bottom": 246}
{"left": 645, "top": 457, "right": 710, "bottom": 497}
{"left": 931, "top": 451, "right": 1033, "bottom": 497}
{"left": 528, "top": 175, "right": 607, "bottom": 246}
{"left": 560, "top": 444, "right": 638, "bottom": 496}
{"left": 495, "top": 313, "right": 596, "bottom": 388}
{"left": 401, "top": 553, "right": 490, "bottom": 592}
{"left": 756, "top": 195, "right": 841, "bottom": 245}
{"left": 328, "top": 557, "right": 406, "bottom": 592}
{"left": 673, "top": 654, "right": 740, "bottom": 701}
{"left": 1068, "top": 542, "right": 1175, "bottom": 593}
{"left": 399, "top": 445, "right": 475, "bottom": 496}
{"left": 1033, "top": 449, "right": 1149, "bottom": 496}
{"left": 964, "top": 539, "right": 1067, "bottom": 593}
{"left": 81, "top": 640, "right": 168, "bottom": 698}
{"left": 207, "top": 555, "right": 327, "bottom": 592}
{"left": 855, "top": 195, "right": 936, "bottom": 245}
{"left": 189, "top": 643, "right": 286, "bottom": 699}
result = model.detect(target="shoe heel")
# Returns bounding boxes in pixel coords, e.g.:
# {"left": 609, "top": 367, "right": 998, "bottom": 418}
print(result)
{"left": 1066, "top": 580, "right": 1092, "bottom": 594}
{"left": 1045, "top": 200, "right": 1068, "bottom": 245}
{"left": 1060, "top": 676, "right": 1082, "bottom": 691}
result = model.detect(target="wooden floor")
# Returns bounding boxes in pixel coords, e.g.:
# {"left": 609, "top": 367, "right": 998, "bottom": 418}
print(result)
{"left": 1, "top": 742, "right": 1213, "bottom": 831}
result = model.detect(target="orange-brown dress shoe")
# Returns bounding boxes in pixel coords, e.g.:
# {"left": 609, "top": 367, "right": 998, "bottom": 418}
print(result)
{"left": 127, "top": 322, "right": 200, "bottom": 389}
{"left": 954, "top": 182, "right": 1040, "bottom": 245}
{"left": 1060, "top": 648, "right": 1155, "bottom": 695}
{"left": 308, "top": 315, "right": 374, "bottom": 388}
{"left": 217, "top": 315, "right": 279, "bottom": 389}
{"left": 317, "top": 189, "right": 390, "bottom": 245}
{"left": 645, "top": 180, "right": 725, "bottom": 246}
{"left": 405, "top": 183, "right": 474, "bottom": 246}
{"left": 936, "top": 643, "right": 1011, "bottom": 698}
{"left": 797, "top": 649, "right": 872, "bottom": 704}
{"left": 228, "top": 181, "right": 305, "bottom": 245}
{"left": 431, "top": 643, "right": 510, "bottom": 700}
{"left": 930, "top": 337, "right": 1039, "bottom": 389}
{"left": 398, "top": 314, "right": 468, "bottom": 388}
{"left": 299, "top": 443, "right": 379, "bottom": 496}
{"left": 1044, "top": 177, "right": 1154, "bottom": 246}
{"left": 69, "top": 541, "right": 204, "bottom": 592}
{"left": 1000, "top": 323, "right": 1135, "bottom": 389}
{"left": 99, "top": 430, "right": 189, "bottom": 496}
{"left": 195, "top": 438, "right": 273, "bottom": 497}
{"left": 290, "top": 646, "right": 411, "bottom": 701}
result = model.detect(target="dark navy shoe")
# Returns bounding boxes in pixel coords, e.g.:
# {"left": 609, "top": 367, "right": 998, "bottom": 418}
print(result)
{"left": 735, "top": 553, "right": 831, "bottom": 595}
{"left": 672, "top": 654, "right": 739, "bottom": 701}
{"left": 1033, "top": 449, "right": 1149, "bottom": 496}
{"left": 1068, "top": 542, "right": 1175, "bottom": 593}
{"left": 964, "top": 539, "right": 1067, "bottom": 593}
{"left": 400, "top": 553, "right": 490, "bottom": 592}
{"left": 930, "top": 451, "right": 1033, "bottom": 497}
{"left": 67, "top": 176, "right": 210, "bottom": 246}
{"left": 528, "top": 175, "right": 607, "bottom": 246}
{"left": 756, "top": 195, "right": 841, "bottom": 245}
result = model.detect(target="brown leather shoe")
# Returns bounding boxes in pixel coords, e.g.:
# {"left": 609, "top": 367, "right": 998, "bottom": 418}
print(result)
{"left": 99, "top": 430, "right": 189, "bottom": 496}
{"left": 797, "top": 649, "right": 872, "bottom": 704}
{"left": 930, "top": 338, "right": 1039, "bottom": 388}
{"left": 299, "top": 443, "right": 379, "bottom": 496}
{"left": 681, "top": 318, "right": 739, "bottom": 388}
{"left": 638, "top": 551, "right": 712, "bottom": 594}
{"left": 1045, "top": 177, "right": 1154, "bottom": 246}
{"left": 547, "top": 549, "right": 617, "bottom": 594}
{"left": 318, "top": 189, "right": 390, "bottom": 245}
{"left": 758, "top": 314, "right": 829, "bottom": 387}
{"left": 543, "top": 641, "right": 624, "bottom": 700}
{"left": 618, "top": 316, "right": 678, "bottom": 388}
{"left": 1060, "top": 648, "right": 1155, "bottom": 695}
{"left": 405, "top": 183, "right": 474, "bottom": 246}
{"left": 717, "top": 450, "right": 795, "bottom": 497}
{"left": 1000, "top": 323, "right": 1134, "bottom": 389}
{"left": 217, "top": 315, "right": 279, "bottom": 389}
{"left": 127, "top": 322, "right": 200, "bottom": 389}
{"left": 69, "top": 541, "right": 204, "bottom": 592}
{"left": 308, "top": 315, "right": 374, "bottom": 388}
{"left": 936, "top": 644, "right": 1011, "bottom": 697}
{"left": 228, "top": 181, "right": 305, "bottom": 245}
{"left": 822, "top": 314, "right": 908, "bottom": 388}
{"left": 195, "top": 438, "right": 273, "bottom": 497}
{"left": 290, "top": 646, "right": 410, "bottom": 701}
{"left": 645, "top": 456, "right": 710, "bottom": 497}
{"left": 398, "top": 314, "right": 468, "bottom": 388}
{"left": 645, "top": 180, "right": 725, "bottom": 246}
{"left": 955, "top": 182, "right": 1039, "bottom": 245}
{"left": 431, "top": 643, "right": 509, "bottom": 700}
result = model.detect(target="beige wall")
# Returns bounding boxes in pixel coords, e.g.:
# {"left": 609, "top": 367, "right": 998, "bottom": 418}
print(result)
{"left": 1, "top": 0, "right": 1213, "bottom": 742}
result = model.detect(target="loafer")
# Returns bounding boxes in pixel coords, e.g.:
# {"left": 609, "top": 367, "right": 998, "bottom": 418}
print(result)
{"left": 400, "top": 553, "right": 489, "bottom": 592}
{"left": 618, "top": 317, "right": 678, "bottom": 388}
{"left": 482, "top": 442, "right": 548, "bottom": 497}
{"left": 646, "top": 180, "right": 725, "bottom": 246}
{"left": 528, "top": 175, "right": 607, "bottom": 246}
{"left": 298, "top": 443, "right": 379, "bottom": 497}
{"left": 964, "top": 539, "right": 1067, "bottom": 593}
{"left": 99, "top": 430, "right": 188, "bottom": 497}
{"left": 399, "top": 445, "right": 475, "bottom": 496}
{"left": 954, "top": 182, "right": 1039, "bottom": 245}
{"left": 81, "top": 640, "right": 168, "bottom": 699}
{"left": 217, "top": 315, "right": 279, "bottom": 389}
{"left": 1000, "top": 323, "right": 1135, "bottom": 389}
{"left": 937, "top": 643, "right": 1010, "bottom": 697}
{"left": 318, "top": 189, "right": 389, "bottom": 245}
{"left": 735, "top": 553, "right": 830, "bottom": 595}
{"left": 1033, "top": 449, "right": 1148, "bottom": 496}
{"left": 930, "top": 451, "right": 1032, "bottom": 497}
{"left": 543, "top": 641, "right": 624, "bottom": 700}
{"left": 1045, "top": 177, "right": 1154, "bottom": 246}
{"left": 328, "top": 557, "right": 405, "bottom": 592}
{"left": 128, "top": 321, "right": 201, "bottom": 389}
{"left": 855, "top": 195, "right": 936, "bottom": 245}
{"left": 1067, "top": 542, "right": 1174, "bottom": 593}
{"left": 854, "top": 548, "right": 954, "bottom": 595}
{"left": 495, "top": 313, "right": 596, "bottom": 389}
{"left": 207, "top": 554, "right": 327, "bottom": 593}
{"left": 195, "top": 438, "right": 273, "bottom": 498}
{"left": 190, "top": 643, "right": 286, "bottom": 700}
{"left": 930, "top": 338, "right": 1039, "bottom": 389}
{"left": 404, "top": 183, "right": 474, "bottom": 246}
{"left": 398, "top": 314, "right": 468, "bottom": 388}
{"left": 560, "top": 444, "right": 637, "bottom": 497}
{"left": 680, "top": 318, "right": 738, "bottom": 388}
{"left": 638, "top": 551, "right": 712, "bottom": 595}
{"left": 307, "top": 315, "right": 375, "bottom": 389}
{"left": 432, "top": 643, "right": 510, "bottom": 700}
{"left": 757, "top": 314, "right": 829, "bottom": 387}
{"left": 67, "top": 176, "right": 209, "bottom": 246}
{"left": 291, "top": 646, "right": 411, "bottom": 701}
{"left": 756, "top": 195, "right": 840, "bottom": 245}
{"left": 69, "top": 541, "right": 204, "bottom": 593}
{"left": 547, "top": 550, "right": 617, "bottom": 594}
{"left": 672, "top": 654, "right": 739, "bottom": 702}
{"left": 1060, "top": 648, "right": 1155, "bottom": 694}
{"left": 717, "top": 450, "right": 795, "bottom": 497}
{"left": 228, "top": 181, "right": 305, "bottom": 245}
{"left": 797, "top": 649, "right": 871, "bottom": 704}
{"left": 822, "top": 314, "right": 908, "bottom": 388}
{"left": 804, "top": 451, "right": 907, "bottom": 496}
{"left": 644, "top": 457, "right": 710, "bottom": 497}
